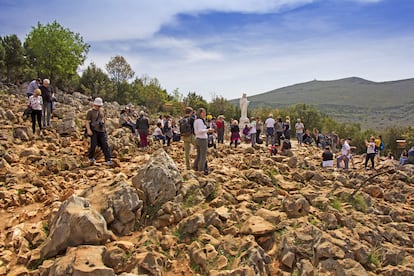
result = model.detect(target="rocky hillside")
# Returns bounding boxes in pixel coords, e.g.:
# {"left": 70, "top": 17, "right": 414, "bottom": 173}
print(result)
{"left": 0, "top": 83, "right": 413, "bottom": 275}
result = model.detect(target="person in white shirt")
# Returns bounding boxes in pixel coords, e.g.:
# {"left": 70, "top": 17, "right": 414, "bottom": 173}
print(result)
{"left": 28, "top": 88, "right": 43, "bottom": 135}
{"left": 295, "top": 118, "right": 305, "bottom": 146}
{"left": 249, "top": 117, "right": 257, "bottom": 147}
{"left": 336, "top": 138, "right": 351, "bottom": 169}
{"left": 152, "top": 122, "right": 166, "bottom": 144}
{"left": 364, "top": 136, "right": 376, "bottom": 170}
{"left": 193, "top": 108, "right": 213, "bottom": 174}
{"left": 264, "top": 114, "right": 275, "bottom": 146}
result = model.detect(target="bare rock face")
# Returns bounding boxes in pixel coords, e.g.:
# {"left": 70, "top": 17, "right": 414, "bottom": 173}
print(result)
{"left": 134, "top": 252, "right": 166, "bottom": 276}
{"left": 13, "top": 126, "right": 31, "bottom": 141}
{"left": 47, "top": 246, "right": 115, "bottom": 276}
{"left": 55, "top": 117, "right": 77, "bottom": 136}
{"left": 240, "top": 215, "right": 276, "bottom": 235}
{"left": 132, "top": 149, "right": 181, "bottom": 206}
{"left": 38, "top": 195, "right": 110, "bottom": 258}
{"left": 282, "top": 195, "right": 310, "bottom": 218}
{"left": 83, "top": 179, "right": 143, "bottom": 236}
{"left": 5, "top": 110, "right": 17, "bottom": 122}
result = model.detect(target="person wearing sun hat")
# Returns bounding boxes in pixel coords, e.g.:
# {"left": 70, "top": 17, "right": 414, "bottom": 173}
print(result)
{"left": 85, "top": 97, "right": 114, "bottom": 166}
{"left": 295, "top": 118, "right": 305, "bottom": 146}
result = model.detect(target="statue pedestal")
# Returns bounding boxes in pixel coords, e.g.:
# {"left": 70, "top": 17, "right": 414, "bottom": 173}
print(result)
{"left": 239, "top": 117, "right": 250, "bottom": 132}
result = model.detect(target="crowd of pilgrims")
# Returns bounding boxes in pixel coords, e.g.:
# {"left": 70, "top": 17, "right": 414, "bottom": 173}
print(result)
{"left": 24, "top": 80, "right": 413, "bottom": 170}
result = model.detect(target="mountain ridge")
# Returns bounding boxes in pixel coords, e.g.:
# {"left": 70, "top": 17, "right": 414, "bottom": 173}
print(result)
{"left": 231, "top": 77, "right": 414, "bottom": 128}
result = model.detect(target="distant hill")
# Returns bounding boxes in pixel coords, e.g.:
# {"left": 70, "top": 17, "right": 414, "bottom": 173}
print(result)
{"left": 232, "top": 77, "right": 414, "bottom": 129}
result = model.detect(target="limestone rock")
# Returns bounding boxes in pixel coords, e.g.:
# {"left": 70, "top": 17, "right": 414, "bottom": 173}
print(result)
{"left": 287, "top": 156, "right": 297, "bottom": 168}
{"left": 132, "top": 149, "right": 181, "bottom": 206}
{"left": 282, "top": 195, "right": 310, "bottom": 218}
{"left": 82, "top": 176, "right": 144, "bottom": 235}
{"left": 298, "top": 259, "right": 315, "bottom": 276}
{"left": 56, "top": 118, "right": 77, "bottom": 136}
{"left": 255, "top": 208, "right": 286, "bottom": 225}
{"left": 134, "top": 252, "right": 166, "bottom": 276}
{"left": 236, "top": 239, "right": 271, "bottom": 276}
{"left": 244, "top": 169, "right": 273, "bottom": 187}
{"left": 177, "top": 213, "right": 205, "bottom": 235}
{"left": 191, "top": 243, "right": 219, "bottom": 271}
{"left": 47, "top": 246, "right": 115, "bottom": 276}
{"left": 240, "top": 216, "right": 276, "bottom": 235}
{"left": 281, "top": 251, "right": 295, "bottom": 268}
{"left": 14, "top": 126, "right": 31, "bottom": 141}
{"left": 209, "top": 267, "right": 255, "bottom": 276}
{"left": 5, "top": 110, "right": 17, "bottom": 122}
{"left": 103, "top": 245, "right": 129, "bottom": 273}
{"left": 39, "top": 195, "right": 110, "bottom": 258}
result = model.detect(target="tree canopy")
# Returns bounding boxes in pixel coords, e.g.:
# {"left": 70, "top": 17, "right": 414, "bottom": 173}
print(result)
{"left": 1, "top": 34, "right": 25, "bottom": 82}
{"left": 79, "top": 62, "right": 112, "bottom": 98}
{"left": 183, "top": 92, "right": 208, "bottom": 111}
{"left": 105, "top": 55, "right": 135, "bottom": 101}
{"left": 24, "top": 21, "right": 89, "bottom": 88}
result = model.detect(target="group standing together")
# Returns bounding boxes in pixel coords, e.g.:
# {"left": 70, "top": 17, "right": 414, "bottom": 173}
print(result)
{"left": 27, "top": 78, "right": 56, "bottom": 135}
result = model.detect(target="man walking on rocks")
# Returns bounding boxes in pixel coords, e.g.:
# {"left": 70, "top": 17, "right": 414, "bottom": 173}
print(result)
{"left": 85, "top": 97, "right": 114, "bottom": 166}
{"left": 180, "top": 107, "right": 195, "bottom": 170}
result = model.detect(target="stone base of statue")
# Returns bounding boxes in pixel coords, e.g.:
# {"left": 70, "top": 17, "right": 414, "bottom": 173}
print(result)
{"left": 239, "top": 117, "right": 250, "bottom": 130}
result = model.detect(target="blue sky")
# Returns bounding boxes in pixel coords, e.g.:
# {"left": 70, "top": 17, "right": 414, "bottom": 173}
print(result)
{"left": 1, "top": 0, "right": 413, "bottom": 100}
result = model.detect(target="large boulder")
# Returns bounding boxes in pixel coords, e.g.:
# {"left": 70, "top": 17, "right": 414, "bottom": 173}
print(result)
{"left": 55, "top": 117, "right": 77, "bottom": 136}
{"left": 240, "top": 216, "right": 276, "bottom": 235}
{"left": 282, "top": 195, "right": 310, "bottom": 218}
{"left": 38, "top": 195, "right": 111, "bottom": 258}
{"left": 83, "top": 178, "right": 143, "bottom": 236}
{"left": 132, "top": 149, "right": 181, "bottom": 206}
{"left": 47, "top": 246, "right": 115, "bottom": 276}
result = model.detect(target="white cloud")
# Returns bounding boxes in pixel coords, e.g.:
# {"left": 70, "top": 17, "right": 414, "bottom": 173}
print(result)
{"left": 80, "top": 10, "right": 414, "bottom": 100}
{"left": 1, "top": 0, "right": 315, "bottom": 41}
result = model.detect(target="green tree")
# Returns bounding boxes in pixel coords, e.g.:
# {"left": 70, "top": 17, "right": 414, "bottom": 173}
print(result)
{"left": 208, "top": 96, "right": 238, "bottom": 120}
{"left": 167, "top": 88, "right": 185, "bottom": 116}
{"left": 183, "top": 92, "right": 208, "bottom": 111}
{"left": 285, "top": 104, "right": 323, "bottom": 131}
{"left": 0, "top": 39, "right": 5, "bottom": 79}
{"left": 381, "top": 126, "right": 414, "bottom": 156}
{"left": 105, "top": 55, "right": 134, "bottom": 101}
{"left": 80, "top": 63, "right": 113, "bottom": 99}
{"left": 1, "top": 34, "right": 25, "bottom": 82}
{"left": 130, "top": 75, "right": 168, "bottom": 113}
{"left": 24, "top": 21, "right": 89, "bottom": 89}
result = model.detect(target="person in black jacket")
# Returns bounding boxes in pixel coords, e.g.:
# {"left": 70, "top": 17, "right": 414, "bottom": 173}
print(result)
{"left": 136, "top": 111, "right": 150, "bottom": 150}
{"left": 40, "top": 79, "right": 53, "bottom": 128}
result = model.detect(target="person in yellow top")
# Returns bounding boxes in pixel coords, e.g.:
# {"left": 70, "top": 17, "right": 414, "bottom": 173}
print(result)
{"left": 374, "top": 135, "right": 384, "bottom": 157}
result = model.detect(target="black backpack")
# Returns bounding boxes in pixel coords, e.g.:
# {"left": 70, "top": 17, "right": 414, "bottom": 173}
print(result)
{"left": 163, "top": 120, "right": 171, "bottom": 133}
{"left": 179, "top": 116, "right": 192, "bottom": 136}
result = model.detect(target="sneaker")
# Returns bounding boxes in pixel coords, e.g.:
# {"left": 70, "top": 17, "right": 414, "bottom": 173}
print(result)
{"left": 89, "top": 158, "right": 95, "bottom": 164}
{"left": 105, "top": 160, "right": 115, "bottom": 166}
